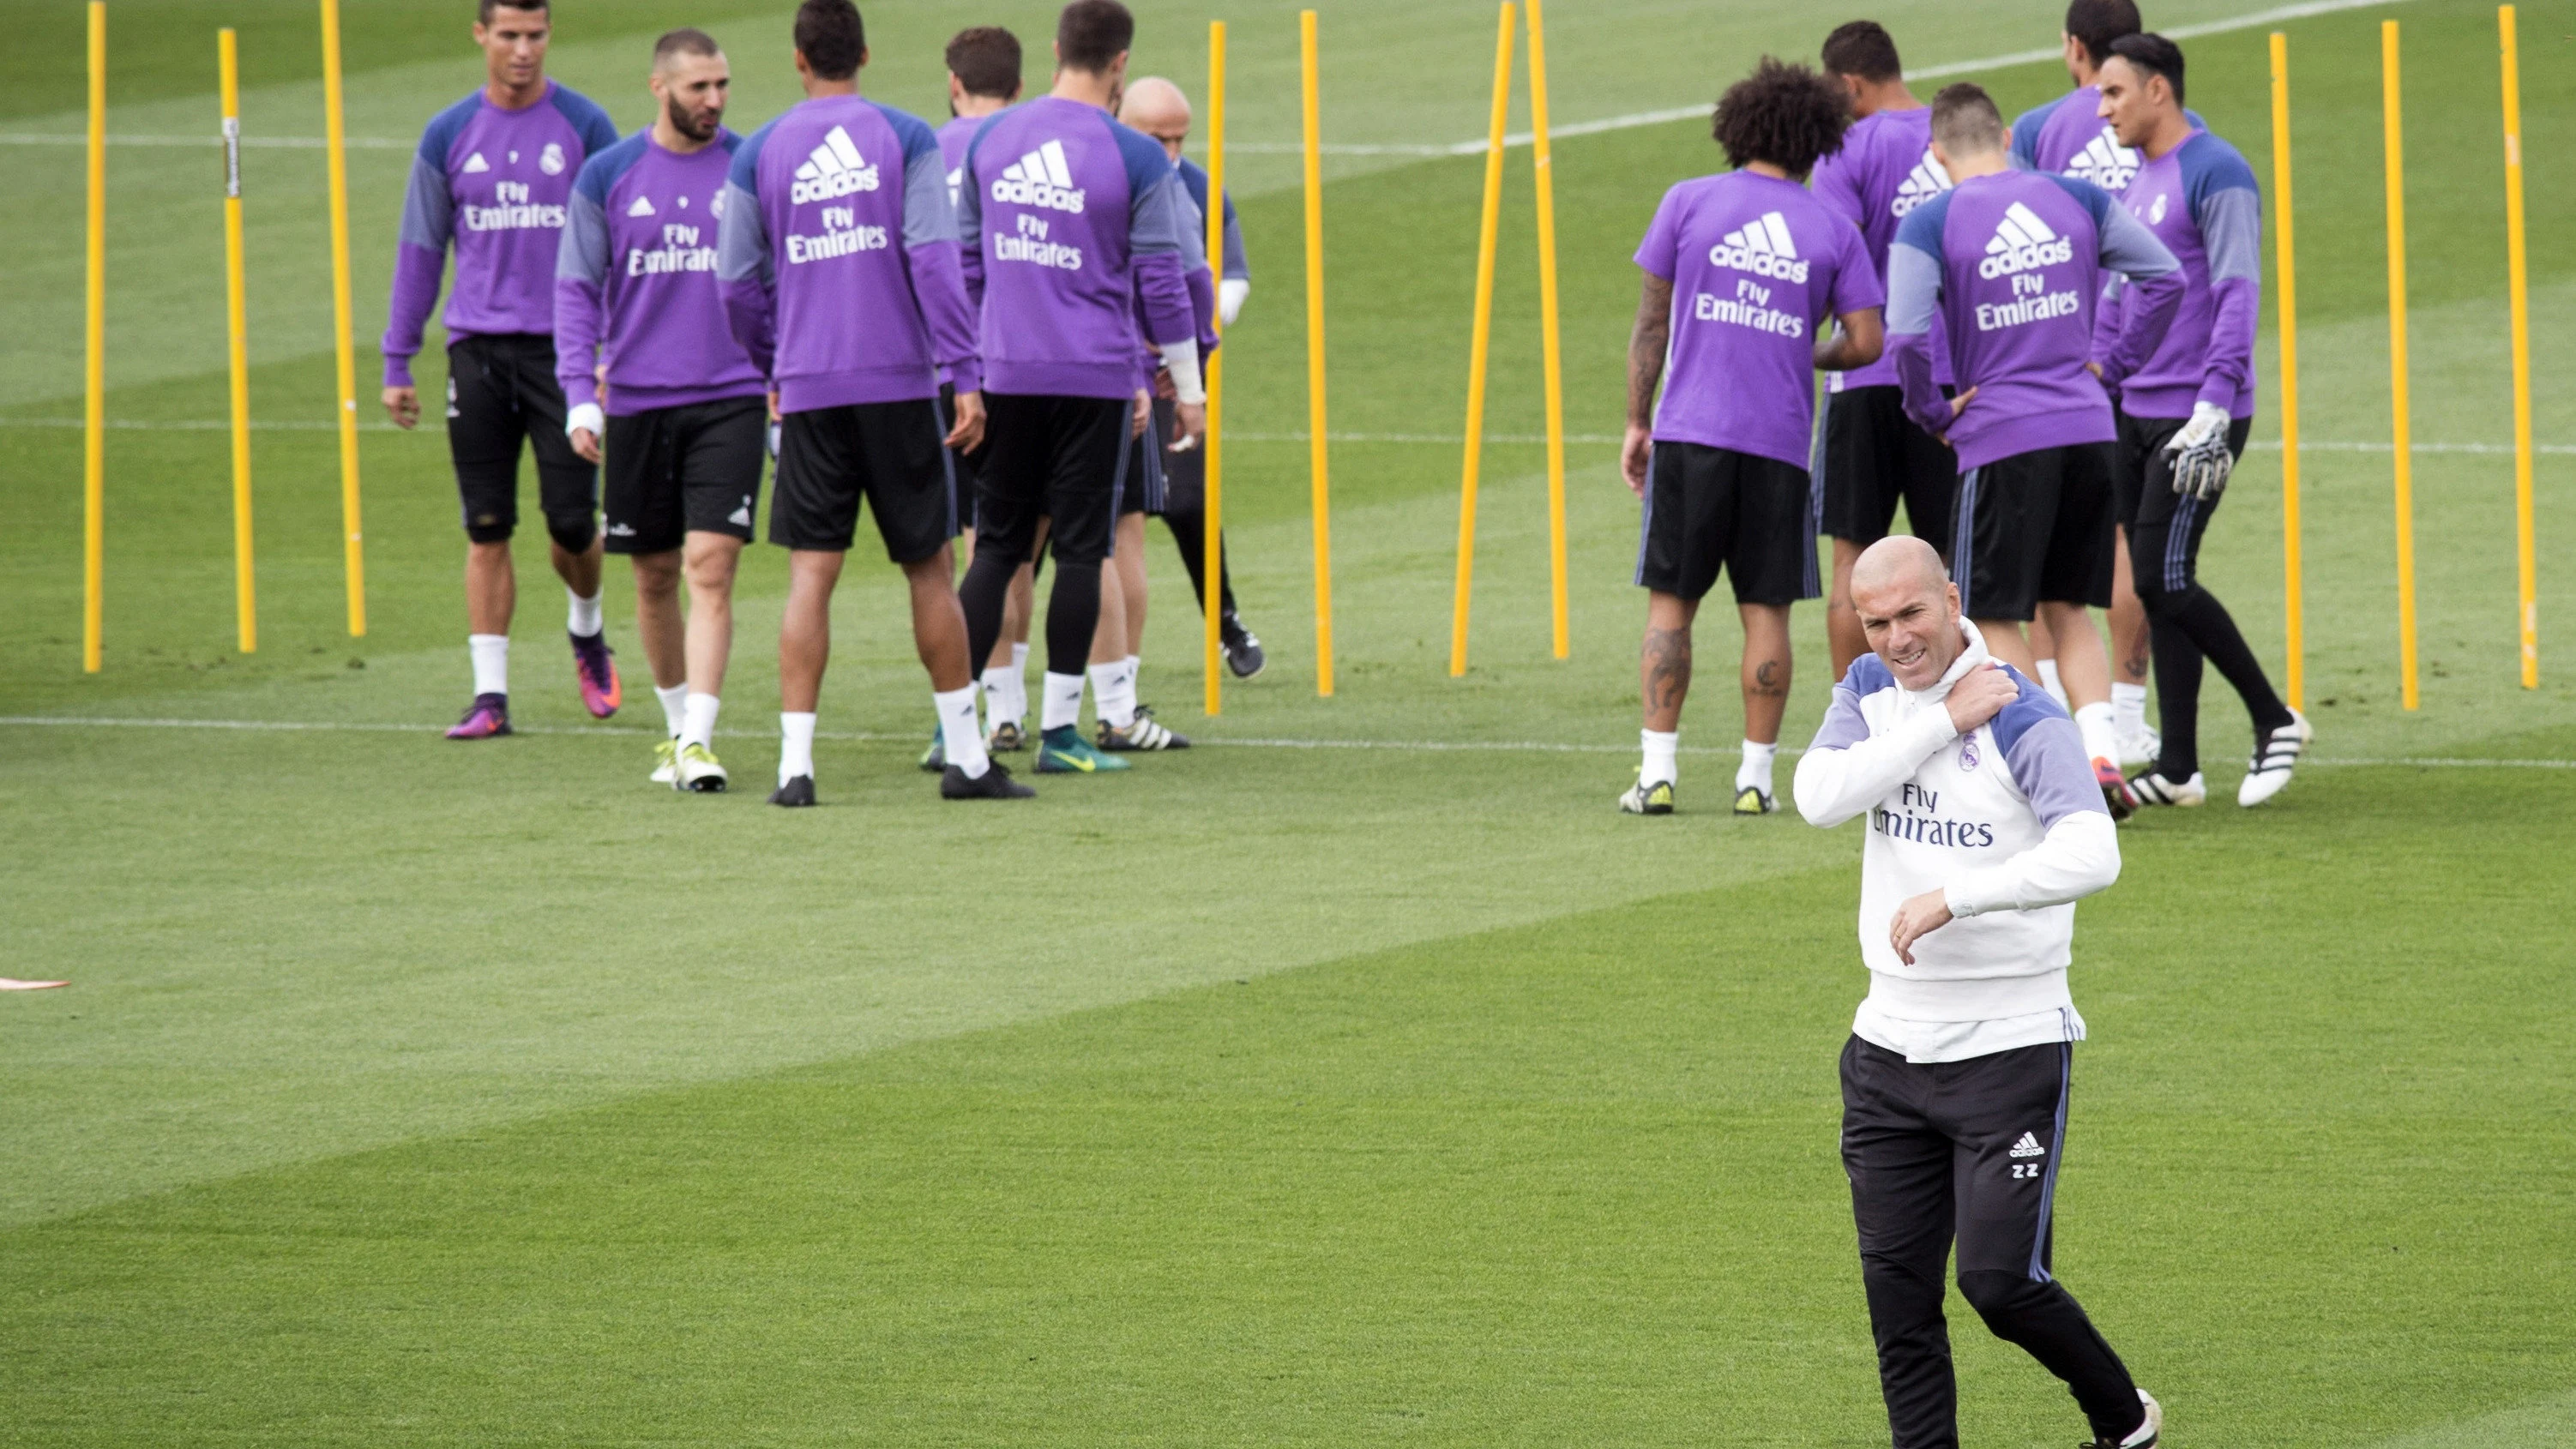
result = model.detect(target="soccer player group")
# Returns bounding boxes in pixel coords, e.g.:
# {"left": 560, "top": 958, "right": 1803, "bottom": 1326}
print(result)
{"left": 1622, "top": 0, "right": 2310, "bottom": 822}
{"left": 386, "top": 0, "right": 1262, "bottom": 804}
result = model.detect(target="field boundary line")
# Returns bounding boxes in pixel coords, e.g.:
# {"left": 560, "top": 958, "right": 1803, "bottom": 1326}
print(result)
{"left": 3, "top": 714, "right": 2567, "bottom": 770}
{"left": 0, "top": 0, "right": 2424, "bottom": 161}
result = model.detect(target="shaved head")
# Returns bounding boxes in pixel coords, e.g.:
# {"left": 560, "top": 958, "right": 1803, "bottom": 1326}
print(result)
{"left": 1850, "top": 537, "right": 1965, "bottom": 688}
{"left": 1119, "top": 75, "right": 1190, "bottom": 152}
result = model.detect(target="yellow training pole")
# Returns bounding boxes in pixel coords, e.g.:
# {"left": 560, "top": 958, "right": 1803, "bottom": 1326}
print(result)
{"left": 2381, "top": 20, "right": 2417, "bottom": 711}
{"left": 83, "top": 1, "right": 105, "bottom": 675}
{"left": 1203, "top": 21, "right": 1227, "bottom": 717}
{"left": 1300, "top": 9, "right": 1335, "bottom": 697}
{"left": 2270, "top": 33, "right": 2303, "bottom": 712}
{"left": 1528, "top": 0, "right": 1568, "bottom": 661}
{"left": 2500, "top": 4, "right": 2537, "bottom": 687}
{"left": 322, "top": 0, "right": 366, "bottom": 636}
{"left": 1450, "top": 2, "right": 1514, "bottom": 678}
{"left": 220, "top": 28, "right": 256, "bottom": 654}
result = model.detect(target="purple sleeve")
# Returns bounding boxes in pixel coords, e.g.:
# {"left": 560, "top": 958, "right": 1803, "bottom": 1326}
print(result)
{"left": 1633, "top": 188, "right": 1680, "bottom": 279}
{"left": 1810, "top": 150, "right": 1866, "bottom": 230}
{"left": 2001, "top": 713, "right": 2109, "bottom": 828}
{"left": 2089, "top": 275, "right": 2127, "bottom": 380}
{"left": 381, "top": 156, "right": 454, "bottom": 388}
{"left": 1831, "top": 222, "right": 1885, "bottom": 316}
{"left": 1188, "top": 264, "right": 1219, "bottom": 355}
{"left": 552, "top": 189, "right": 610, "bottom": 410}
{"left": 1885, "top": 243, "right": 1948, "bottom": 437}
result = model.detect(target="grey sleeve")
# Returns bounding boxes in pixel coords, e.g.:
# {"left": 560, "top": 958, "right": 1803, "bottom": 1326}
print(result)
{"left": 715, "top": 182, "right": 771, "bottom": 286}
{"left": 1885, "top": 244, "right": 1944, "bottom": 334}
{"left": 397, "top": 156, "right": 453, "bottom": 251}
{"left": 557, "top": 188, "right": 610, "bottom": 285}
{"left": 1221, "top": 210, "right": 1249, "bottom": 281}
{"left": 954, "top": 154, "right": 983, "bottom": 244}
{"left": 2199, "top": 187, "right": 2262, "bottom": 284}
{"left": 1129, "top": 171, "right": 1192, "bottom": 256}
{"left": 2097, "top": 203, "right": 2180, "bottom": 280}
{"left": 901, "top": 147, "right": 957, "bottom": 251}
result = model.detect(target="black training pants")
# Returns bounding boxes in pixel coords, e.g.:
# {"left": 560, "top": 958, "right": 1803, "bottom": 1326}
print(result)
{"left": 1839, "top": 1035, "right": 2146, "bottom": 1449}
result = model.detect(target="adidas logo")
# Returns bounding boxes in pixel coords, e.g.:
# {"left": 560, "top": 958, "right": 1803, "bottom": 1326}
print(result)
{"left": 626, "top": 195, "right": 657, "bottom": 218}
{"left": 727, "top": 502, "right": 751, "bottom": 527}
{"left": 2009, "top": 1131, "right": 2048, "bottom": 1159}
{"left": 2062, "top": 126, "right": 2140, "bottom": 191}
{"left": 990, "top": 140, "right": 1087, "bottom": 214}
{"left": 1706, "top": 209, "right": 1809, "bottom": 283}
{"left": 945, "top": 165, "right": 965, "bottom": 209}
{"left": 1891, "top": 146, "right": 1951, "bottom": 217}
{"left": 461, "top": 152, "right": 491, "bottom": 174}
{"left": 790, "top": 125, "right": 881, "bottom": 205}
{"left": 1977, "top": 200, "right": 2075, "bottom": 279}
{"left": 605, "top": 522, "right": 636, "bottom": 537}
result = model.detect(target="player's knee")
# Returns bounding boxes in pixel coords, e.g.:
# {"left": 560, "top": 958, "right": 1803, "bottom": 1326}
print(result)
{"left": 1956, "top": 1268, "right": 2048, "bottom": 1329}
{"left": 2137, "top": 578, "right": 2197, "bottom": 622}
{"left": 545, "top": 512, "right": 598, "bottom": 555}
{"left": 463, "top": 513, "right": 515, "bottom": 545}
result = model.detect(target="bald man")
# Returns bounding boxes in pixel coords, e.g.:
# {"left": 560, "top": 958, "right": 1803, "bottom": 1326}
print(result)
{"left": 1794, "top": 536, "right": 2158, "bottom": 1449}
{"left": 1118, "top": 75, "right": 1266, "bottom": 682}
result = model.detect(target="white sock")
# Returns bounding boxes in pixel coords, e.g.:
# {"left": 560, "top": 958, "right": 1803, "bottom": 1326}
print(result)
{"left": 654, "top": 683, "right": 690, "bottom": 737}
{"left": 1007, "top": 643, "right": 1031, "bottom": 724}
{"left": 1640, "top": 728, "right": 1679, "bottom": 787}
{"left": 1125, "top": 652, "right": 1142, "bottom": 705}
{"left": 2037, "top": 658, "right": 2069, "bottom": 710}
{"left": 779, "top": 711, "right": 816, "bottom": 785}
{"left": 2111, "top": 682, "right": 2148, "bottom": 740}
{"left": 681, "top": 692, "right": 720, "bottom": 751}
{"left": 567, "top": 588, "right": 603, "bottom": 639}
{"left": 1091, "top": 659, "right": 1137, "bottom": 730}
{"left": 1737, "top": 739, "right": 1779, "bottom": 796}
{"left": 2073, "top": 700, "right": 2119, "bottom": 767}
{"left": 468, "top": 634, "right": 509, "bottom": 697}
{"left": 1041, "top": 671, "right": 1086, "bottom": 732}
{"left": 936, "top": 685, "right": 990, "bottom": 778}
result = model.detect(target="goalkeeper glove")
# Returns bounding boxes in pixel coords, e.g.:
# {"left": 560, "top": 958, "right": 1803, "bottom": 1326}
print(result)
{"left": 2164, "top": 401, "right": 2235, "bottom": 500}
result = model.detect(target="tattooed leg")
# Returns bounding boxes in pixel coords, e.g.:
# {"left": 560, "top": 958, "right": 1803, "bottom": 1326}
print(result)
{"left": 1739, "top": 602, "right": 1793, "bottom": 746}
{"left": 1640, "top": 591, "right": 1699, "bottom": 732}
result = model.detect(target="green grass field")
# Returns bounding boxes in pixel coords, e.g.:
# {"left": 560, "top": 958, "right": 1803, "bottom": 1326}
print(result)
{"left": 3, "top": 0, "right": 2572, "bottom": 1444}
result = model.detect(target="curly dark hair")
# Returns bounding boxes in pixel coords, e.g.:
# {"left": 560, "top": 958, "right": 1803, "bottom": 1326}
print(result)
{"left": 1712, "top": 57, "right": 1854, "bottom": 178}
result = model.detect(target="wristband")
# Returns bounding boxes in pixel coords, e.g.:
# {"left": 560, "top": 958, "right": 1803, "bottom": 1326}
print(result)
{"left": 566, "top": 402, "right": 605, "bottom": 440}
{"left": 1159, "top": 340, "right": 1205, "bottom": 405}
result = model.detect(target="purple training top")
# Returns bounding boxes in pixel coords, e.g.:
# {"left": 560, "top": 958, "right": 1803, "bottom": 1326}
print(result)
{"left": 936, "top": 114, "right": 979, "bottom": 213}
{"left": 554, "top": 129, "right": 767, "bottom": 416}
{"left": 2092, "top": 129, "right": 2261, "bottom": 421}
{"left": 1809, "top": 105, "right": 1952, "bottom": 390}
{"left": 383, "top": 81, "right": 621, "bottom": 388}
{"left": 714, "top": 94, "right": 979, "bottom": 415}
{"left": 954, "top": 96, "right": 1199, "bottom": 400}
{"left": 1884, "top": 169, "right": 2182, "bottom": 472}
{"left": 2010, "top": 86, "right": 2206, "bottom": 190}
{"left": 1634, "top": 170, "right": 1881, "bottom": 470}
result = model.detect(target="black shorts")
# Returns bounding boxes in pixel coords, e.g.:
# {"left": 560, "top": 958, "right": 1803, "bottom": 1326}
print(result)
{"left": 1152, "top": 394, "right": 1205, "bottom": 514}
{"left": 1818, "top": 383, "right": 1957, "bottom": 551}
{"left": 1950, "top": 442, "right": 2117, "bottom": 619}
{"left": 445, "top": 333, "right": 597, "bottom": 546}
{"left": 1635, "top": 442, "right": 1817, "bottom": 606}
{"left": 772, "top": 398, "right": 960, "bottom": 562}
{"left": 977, "top": 393, "right": 1130, "bottom": 569}
{"left": 1122, "top": 399, "right": 1169, "bottom": 517}
{"left": 2117, "top": 410, "right": 2253, "bottom": 596}
{"left": 602, "top": 395, "right": 767, "bottom": 555}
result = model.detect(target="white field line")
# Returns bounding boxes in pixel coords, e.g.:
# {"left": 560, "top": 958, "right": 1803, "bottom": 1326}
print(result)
{"left": 2, "top": 416, "right": 2564, "bottom": 458}
{"left": 2, "top": 714, "right": 2566, "bottom": 771}
{"left": 0, "top": 0, "right": 2424, "bottom": 160}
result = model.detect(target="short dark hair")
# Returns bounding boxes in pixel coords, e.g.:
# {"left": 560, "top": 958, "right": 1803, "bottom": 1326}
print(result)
{"left": 947, "top": 26, "right": 1023, "bottom": 99}
{"left": 1056, "top": 0, "right": 1134, "bottom": 75}
{"left": 2107, "top": 31, "right": 2185, "bottom": 104}
{"left": 1711, "top": 57, "right": 1854, "bottom": 178}
{"left": 1929, "top": 81, "right": 2007, "bottom": 154}
{"left": 794, "top": 0, "right": 865, "bottom": 81}
{"left": 478, "top": 0, "right": 546, "bottom": 24}
{"left": 2064, "top": 0, "right": 2143, "bottom": 68}
{"left": 653, "top": 27, "right": 721, "bottom": 67}
{"left": 1821, "top": 21, "right": 1904, "bottom": 83}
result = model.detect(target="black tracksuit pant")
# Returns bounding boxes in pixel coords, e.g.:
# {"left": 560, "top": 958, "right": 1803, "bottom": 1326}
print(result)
{"left": 1840, "top": 1036, "right": 2147, "bottom": 1449}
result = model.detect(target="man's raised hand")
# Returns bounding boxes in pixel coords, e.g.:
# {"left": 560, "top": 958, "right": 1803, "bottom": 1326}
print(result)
{"left": 1945, "top": 662, "right": 2019, "bottom": 737}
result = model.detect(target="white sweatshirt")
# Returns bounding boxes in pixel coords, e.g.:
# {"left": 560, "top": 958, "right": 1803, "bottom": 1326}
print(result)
{"left": 1794, "top": 622, "right": 2121, "bottom": 1062}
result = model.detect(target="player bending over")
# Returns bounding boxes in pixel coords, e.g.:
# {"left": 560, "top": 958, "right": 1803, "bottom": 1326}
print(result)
{"left": 2091, "top": 35, "right": 2309, "bottom": 807}
{"left": 556, "top": 28, "right": 767, "bottom": 792}
{"left": 1810, "top": 21, "right": 1956, "bottom": 689}
{"left": 954, "top": 0, "right": 1207, "bottom": 777}
{"left": 1796, "top": 534, "right": 2161, "bottom": 1449}
{"left": 1885, "top": 82, "right": 2182, "bottom": 820}
{"left": 1619, "top": 58, "right": 1884, "bottom": 816}
{"left": 717, "top": 0, "right": 1031, "bottom": 805}
{"left": 384, "top": 0, "right": 623, "bottom": 740}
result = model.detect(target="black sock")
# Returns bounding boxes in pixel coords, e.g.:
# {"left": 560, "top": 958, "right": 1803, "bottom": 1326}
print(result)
{"left": 2148, "top": 583, "right": 2292, "bottom": 779}
{"left": 1044, "top": 559, "right": 1102, "bottom": 681}
{"left": 960, "top": 549, "right": 1015, "bottom": 683}
{"left": 1163, "top": 510, "right": 1238, "bottom": 620}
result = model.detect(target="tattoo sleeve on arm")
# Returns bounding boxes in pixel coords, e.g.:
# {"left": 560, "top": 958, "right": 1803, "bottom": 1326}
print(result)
{"left": 1628, "top": 276, "right": 1673, "bottom": 429}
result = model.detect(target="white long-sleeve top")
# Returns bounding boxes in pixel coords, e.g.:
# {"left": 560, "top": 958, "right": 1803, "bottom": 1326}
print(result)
{"left": 1794, "top": 621, "right": 2122, "bottom": 1062}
